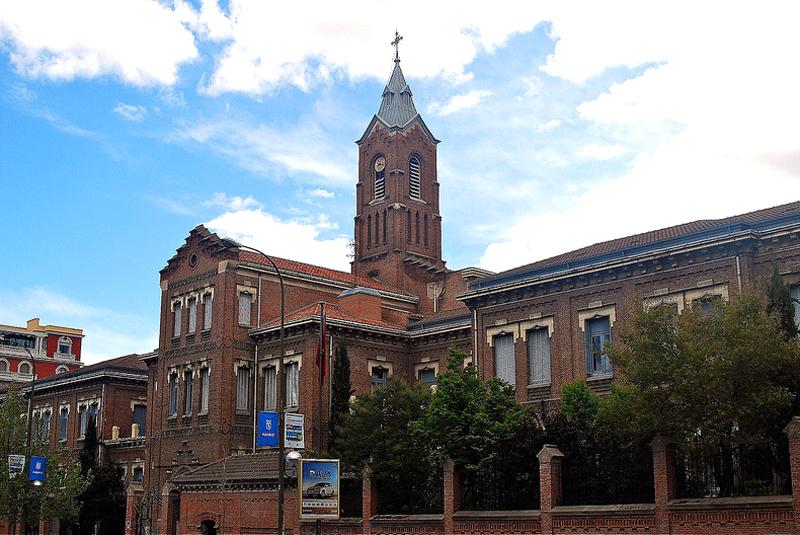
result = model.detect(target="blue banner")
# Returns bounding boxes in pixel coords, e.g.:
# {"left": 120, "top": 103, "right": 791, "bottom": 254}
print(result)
{"left": 257, "top": 411, "right": 279, "bottom": 447}
{"left": 29, "top": 456, "right": 46, "bottom": 482}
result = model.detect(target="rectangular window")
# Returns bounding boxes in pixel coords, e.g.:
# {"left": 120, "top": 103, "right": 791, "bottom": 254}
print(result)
{"left": 527, "top": 328, "right": 551, "bottom": 385}
{"left": 238, "top": 292, "right": 252, "bottom": 325}
{"left": 59, "top": 407, "right": 68, "bottom": 441}
{"left": 203, "top": 293, "right": 213, "bottom": 330}
{"left": 370, "top": 365, "right": 388, "bottom": 391}
{"left": 132, "top": 466, "right": 144, "bottom": 482}
{"left": 183, "top": 370, "right": 193, "bottom": 415}
{"left": 41, "top": 410, "right": 52, "bottom": 441}
{"left": 493, "top": 333, "right": 516, "bottom": 386}
{"left": 187, "top": 297, "right": 197, "bottom": 334}
{"left": 236, "top": 367, "right": 251, "bottom": 412}
{"left": 264, "top": 365, "right": 277, "bottom": 410}
{"left": 199, "top": 368, "right": 209, "bottom": 413}
{"left": 585, "top": 317, "right": 612, "bottom": 375}
{"left": 418, "top": 367, "right": 436, "bottom": 388}
{"left": 79, "top": 405, "right": 87, "bottom": 437}
{"left": 173, "top": 303, "right": 181, "bottom": 338}
{"left": 286, "top": 362, "right": 299, "bottom": 408}
{"left": 59, "top": 344, "right": 70, "bottom": 354}
{"left": 133, "top": 404, "right": 146, "bottom": 435}
{"left": 168, "top": 373, "right": 178, "bottom": 417}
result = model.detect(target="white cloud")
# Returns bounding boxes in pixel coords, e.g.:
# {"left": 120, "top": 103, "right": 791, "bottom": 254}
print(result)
{"left": 113, "top": 103, "right": 146, "bottom": 121}
{"left": 536, "top": 119, "right": 561, "bottom": 132}
{"left": 430, "top": 90, "right": 494, "bottom": 116}
{"left": 204, "top": 192, "right": 262, "bottom": 211}
{"left": 0, "top": 0, "right": 197, "bottom": 85}
{"left": 206, "top": 208, "right": 351, "bottom": 271}
{"left": 575, "top": 143, "right": 626, "bottom": 161}
{"left": 145, "top": 195, "right": 194, "bottom": 215}
{"left": 304, "top": 188, "right": 335, "bottom": 199}
{"left": 0, "top": 287, "right": 157, "bottom": 364}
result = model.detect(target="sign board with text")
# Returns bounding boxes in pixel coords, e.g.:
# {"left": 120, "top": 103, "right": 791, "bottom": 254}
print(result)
{"left": 285, "top": 412, "right": 305, "bottom": 449}
{"left": 256, "top": 411, "right": 279, "bottom": 447}
{"left": 299, "top": 459, "right": 339, "bottom": 520}
{"left": 8, "top": 455, "right": 24, "bottom": 478}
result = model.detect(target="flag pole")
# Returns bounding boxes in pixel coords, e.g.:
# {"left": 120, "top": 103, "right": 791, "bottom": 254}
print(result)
{"left": 317, "top": 302, "right": 326, "bottom": 450}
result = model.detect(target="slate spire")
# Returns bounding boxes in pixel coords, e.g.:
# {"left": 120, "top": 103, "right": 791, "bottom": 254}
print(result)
{"left": 375, "top": 56, "right": 419, "bottom": 129}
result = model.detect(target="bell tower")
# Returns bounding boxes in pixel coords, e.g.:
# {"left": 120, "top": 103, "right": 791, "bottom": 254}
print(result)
{"left": 352, "top": 35, "right": 446, "bottom": 306}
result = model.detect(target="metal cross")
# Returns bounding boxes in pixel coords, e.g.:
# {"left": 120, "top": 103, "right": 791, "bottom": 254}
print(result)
{"left": 391, "top": 30, "right": 403, "bottom": 60}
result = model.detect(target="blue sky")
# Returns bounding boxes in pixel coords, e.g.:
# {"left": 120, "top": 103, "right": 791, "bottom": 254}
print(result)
{"left": 2, "top": 1, "right": 799, "bottom": 363}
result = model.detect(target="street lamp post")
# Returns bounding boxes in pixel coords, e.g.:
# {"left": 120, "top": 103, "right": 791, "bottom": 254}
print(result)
{"left": 232, "top": 242, "right": 287, "bottom": 535}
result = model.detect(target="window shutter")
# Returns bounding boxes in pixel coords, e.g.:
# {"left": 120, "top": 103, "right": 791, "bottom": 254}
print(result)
{"left": 237, "top": 367, "right": 251, "bottom": 411}
{"left": 264, "top": 366, "right": 276, "bottom": 410}
{"left": 409, "top": 156, "right": 421, "bottom": 199}
{"left": 286, "top": 362, "right": 299, "bottom": 407}
{"left": 239, "top": 292, "right": 252, "bottom": 325}
{"left": 527, "top": 328, "right": 551, "bottom": 384}
{"left": 493, "top": 333, "right": 516, "bottom": 386}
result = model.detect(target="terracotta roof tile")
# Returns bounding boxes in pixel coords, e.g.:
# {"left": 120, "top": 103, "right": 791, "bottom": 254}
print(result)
{"left": 261, "top": 301, "right": 406, "bottom": 331}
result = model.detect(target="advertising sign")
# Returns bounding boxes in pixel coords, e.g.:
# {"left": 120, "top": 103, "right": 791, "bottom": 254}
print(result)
{"left": 29, "top": 455, "right": 46, "bottom": 483}
{"left": 256, "top": 411, "right": 279, "bottom": 447}
{"left": 299, "top": 459, "right": 340, "bottom": 519}
{"left": 285, "top": 412, "right": 305, "bottom": 449}
{"left": 8, "top": 455, "right": 24, "bottom": 478}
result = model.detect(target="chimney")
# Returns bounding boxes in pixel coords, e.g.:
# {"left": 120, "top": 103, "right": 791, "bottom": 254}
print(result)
{"left": 26, "top": 318, "right": 41, "bottom": 330}
{"left": 337, "top": 287, "right": 382, "bottom": 323}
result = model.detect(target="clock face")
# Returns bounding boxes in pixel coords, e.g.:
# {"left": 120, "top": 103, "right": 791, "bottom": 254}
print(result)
{"left": 374, "top": 156, "right": 386, "bottom": 172}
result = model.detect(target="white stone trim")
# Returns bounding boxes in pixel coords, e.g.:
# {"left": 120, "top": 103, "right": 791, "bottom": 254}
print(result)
{"left": 685, "top": 284, "right": 729, "bottom": 307}
{"left": 414, "top": 361, "right": 439, "bottom": 377}
{"left": 578, "top": 304, "right": 617, "bottom": 332}
{"left": 519, "top": 316, "right": 555, "bottom": 340}
{"left": 644, "top": 293, "right": 685, "bottom": 314}
{"left": 486, "top": 324, "right": 520, "bottom": 346}
{"left": 368, "top": 359, "right": 393, "bottom": 378}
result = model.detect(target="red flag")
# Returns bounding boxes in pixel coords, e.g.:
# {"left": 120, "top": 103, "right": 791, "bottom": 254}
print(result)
{"left": 316, "top": 303, "right": 327, "bottom": 380}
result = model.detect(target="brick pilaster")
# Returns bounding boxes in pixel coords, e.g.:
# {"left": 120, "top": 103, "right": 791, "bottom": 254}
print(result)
{"left": 124, "top": 489, "right": 139, "bottom": 535}
{"left": 443, "top": 459, "right": 463, "bottom": 535}
{"left": 785, "top": 417, "right": 800, "bottom": 533}
{"left": 651, "top": 435, "right": 677, "bottom": 534}
{"left": 362, "top": 465, "right": 377, "bottom": 535}
{"left": 537, "top": 444, "right": 564, "bottom": 534}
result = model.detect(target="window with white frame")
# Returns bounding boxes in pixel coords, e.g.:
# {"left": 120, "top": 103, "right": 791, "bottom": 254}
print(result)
{"left": 168, "top": 372, "right": 178, "bottom": 417}
{"left": 236, "top": 366, "right": 251, "bottom": 412}
{"left": 18, "top": 361, "right": 31, "bottom": 375}
{"left": 585, "top": 317, "right": 612, "bottom": 376}
{"left": 493, "top": 333, "right": 516, "bottom": 386}
{"left": 79, "top": 402, "right": 99, "bottom": 438}
{"left": 264, "top": 365, "right": 277, "bottom": 410}
{"left": 58, "top": 336, "right": 72, "bottom": 355}
{"left": 58, "top": 406, "right": 68, "bottom": 441}
{"left": 188, "top": 297, "right": 197, "bottom": 334}
{"left": 285, "top": 362, "right": 299, "bottom": 408}
{"left": 527, "top": 328, "right": 551, "bottom": 385}
{"left": 238, "top": 292, "right": 253, "bottom": 325}
{"left": 199, "top": 367, "right": 209, "bottom": 413}
{"left": 203, "top": 292, "right": 213, "bottom": 330}
{"left": 172, "top": 302, "right": 182, "bottom": 337}
{"left": 183, "top": 369, "right": 193, "bottom": 415}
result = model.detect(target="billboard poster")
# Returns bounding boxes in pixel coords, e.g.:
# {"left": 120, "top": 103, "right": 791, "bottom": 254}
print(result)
{"left": 285, "top": 412, "right": 305, "bottom": 449}
{"left": 8, "top": 455, "right": 24, "bottom": 478}
{"left": 299, "top": 459, "right": 340, "bottom": 519}
{"left": 29, "top": 455, "right": 46, "bottom": 483}
{"left": 256, "top": 411, "right": 279, "bottom": 447}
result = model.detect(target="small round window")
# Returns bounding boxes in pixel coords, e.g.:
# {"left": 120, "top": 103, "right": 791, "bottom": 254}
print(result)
{"left": 188, "top": 252, "right": 199, "bottom": 268}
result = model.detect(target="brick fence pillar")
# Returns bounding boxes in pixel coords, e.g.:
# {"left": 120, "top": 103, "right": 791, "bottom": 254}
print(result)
{"left": 443, "top": 459, "right": 463, "bottom": 535}
{"left": 537, "top": 444, "right": 564, "bottom": 535}
{"left": 362, "top": 465, "right": 377, "bottom": 535}
{"left": 651, "top": 435, "right": 677, "bottom": 534}
{"left": 785, "top": 416, "right": 800, "bottom": 533}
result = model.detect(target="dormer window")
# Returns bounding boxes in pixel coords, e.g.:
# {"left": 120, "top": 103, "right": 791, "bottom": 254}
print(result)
{"left": 409, "top": 155, "right": 421, "bottom": 199}
{"left": 374, "top": 155, "right": 386, "bottom": 199}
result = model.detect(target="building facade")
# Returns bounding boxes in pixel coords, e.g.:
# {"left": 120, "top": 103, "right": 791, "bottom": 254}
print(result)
{"left": 0, "top": 318, "right": 84, "bottom": 385}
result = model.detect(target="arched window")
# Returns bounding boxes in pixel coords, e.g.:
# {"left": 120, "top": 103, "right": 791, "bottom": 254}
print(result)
{"left": 424, "top": 214, "right": 429, "bottom": 247}
{"left": 383, "top": 208, "right": 388, "bottom": 243}
{"left": 374, "top": 155, "right": 386, "bottom": 199}
{"left": 415, "top": 212, "right": 420, "bottom": 244}
{"left": 0, "top": 359, "right": 8, "bottom": 373}
{"left": 407, "top": 210, "right": 412, "bottom": 243}
{"left": 57, "top": 336, "right": 73, "bottom": 355}
{"left": 56, "top": 365, "right": 69, "bottom": 374}
{"left": 408, "top": 155, "right": 421, "bottom": 199}
{"left": 18, "top": 361, "right": 32, "bottom": 375}
{"left": 375, "top": 211, "right": 380, "bottom": 245}
{"left": 367, "top": 214, "right": 372, "bottom": 248}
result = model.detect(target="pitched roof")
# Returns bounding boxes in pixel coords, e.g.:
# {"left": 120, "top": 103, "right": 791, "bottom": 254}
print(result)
{"left": 260, "top": 301, "right": 407, "bottom": 332}
{"left": 239, "top": 251, "right": 409, "bottom": 297}
{"left": 173, "top": 451, "right": 293, "bottom": 485}
{"left": 471, "top": 201, "right": 800, "bottom": 292}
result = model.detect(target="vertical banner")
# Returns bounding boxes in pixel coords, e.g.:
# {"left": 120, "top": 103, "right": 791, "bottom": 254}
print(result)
{"left": 285, "top": 412, "right": 305, "bottom": 449}
{"left": 29, "top": 455, "right": 46, "bottom": 483}
{"left": 256, "top": 411, "right": 279, "bottom": 447}
{"left": 299, "top": 459, "right": 340, "bottom": 519}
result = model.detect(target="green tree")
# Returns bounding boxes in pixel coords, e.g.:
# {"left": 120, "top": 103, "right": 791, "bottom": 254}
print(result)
{"left": 333, "top": 378, "right": 436, "bottom": 513}
{"left": 327, "top": 344, "right": 353, "bottom": 452}
{"left": 0, "top": 389, "right": 84, "bottom": 531}
{"left": 767, "top": 265, "right": 799, "bottom": 338}
{"left": 609, "top": 291, "right": 800, "bottom": 496}
{"left": 414, "top": 348, "right": 536, "bottom": 509}
{"left": 78, "top": 416, "right": 126, "bottom": 535}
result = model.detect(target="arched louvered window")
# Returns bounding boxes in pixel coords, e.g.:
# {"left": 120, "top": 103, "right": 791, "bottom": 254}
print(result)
{"left": 374, "top": 155, "right": 386, "bottom": 199}
{"left": 424, "top": 214, "right": 429, "bottom": 247}
{"left": 367, "top": 214, "right": 372, "bottom": 248}
{"left": 375, "top": 211, "right": 380, "bottom": 245}
{"left": 407, "top": 210, "right": 412, "bottom": 243}
{"left": 409, "top": 155, "right": 421, "bottom": 199}
{"left": 415, "top": 212, "right": 420, "bottom": 244}
{"left": 383, "top": 208, "right": 388, "bottom": 243}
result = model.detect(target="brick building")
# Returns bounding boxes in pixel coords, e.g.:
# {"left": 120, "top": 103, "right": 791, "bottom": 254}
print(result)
{"left": 0, "top": 318, "right": 84, "bottom": 385}
{"left": 139, "top": 51, "right": 800, "bottom": 535}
